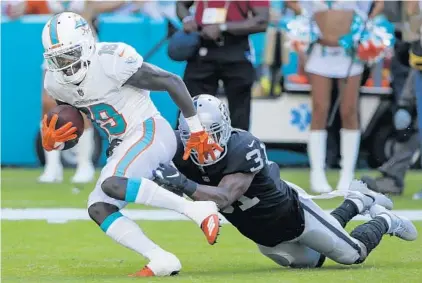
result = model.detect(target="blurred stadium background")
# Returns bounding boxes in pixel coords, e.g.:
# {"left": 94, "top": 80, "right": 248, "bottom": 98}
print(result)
{"left": 1, "top": 1, "right": 421, "bottom": 283}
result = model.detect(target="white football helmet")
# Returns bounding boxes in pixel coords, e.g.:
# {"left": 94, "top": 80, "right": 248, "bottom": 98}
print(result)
{"left": 42, "top": 12, "right": 95, "bottom": 84}
{"left": 179, "top": 95, "right": 232, "bottom": 166}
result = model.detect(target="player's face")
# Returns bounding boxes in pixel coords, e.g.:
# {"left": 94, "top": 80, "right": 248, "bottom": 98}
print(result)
{"left": 45, "top": 46, "right": 83, "bottom": 75}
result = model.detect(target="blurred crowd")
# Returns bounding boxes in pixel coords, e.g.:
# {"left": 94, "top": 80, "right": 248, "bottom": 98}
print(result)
{"left": 2, "top": 1, "right": 421, "bottom": 199}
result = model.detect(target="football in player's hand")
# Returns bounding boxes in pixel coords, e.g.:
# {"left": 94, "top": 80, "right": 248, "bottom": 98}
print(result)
{"left": 47, "top": 105, "right": 84, "bottom": 149}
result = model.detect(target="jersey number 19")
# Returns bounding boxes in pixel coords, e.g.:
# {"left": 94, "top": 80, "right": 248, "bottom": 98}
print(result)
{"left": 82, "top": 103, "right": 127, "bottom": 136}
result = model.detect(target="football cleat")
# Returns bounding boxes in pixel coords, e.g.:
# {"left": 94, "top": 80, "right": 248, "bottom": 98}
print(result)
{"left": 183, "top": 201, "right": 221, "bottom": 245}
{"left": 370, "top": 205, "right": 418, "bottom": 241}
{"left": 347, "top": 179, "right": 393, "bottom": 214}
{"left": 129, "top": 252, "right": 181, "bottom": 277}
{"left": 201, "top": 214, "right": 220, "bottom": 245}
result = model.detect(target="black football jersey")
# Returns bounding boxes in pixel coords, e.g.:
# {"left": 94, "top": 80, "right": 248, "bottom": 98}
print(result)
{"left": 173, "top": 129, "right": 305, "bottom": 247}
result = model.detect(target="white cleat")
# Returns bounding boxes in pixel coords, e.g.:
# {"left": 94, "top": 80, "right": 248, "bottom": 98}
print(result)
{"left": 129, "top": 251, "right": 181, "bottom": 277}
{"left": 183, "top": 201, "right": 221, "bottom": 245}
{"left": 370, "top": 205, "right": 418, "bottom": 241}
{"left": 38, "top": 165, "right": 63, "bottom": 183}
{"left": 71, "top": 163, "right": 95, "bottom": 183}
{"left": 310, "top": 172, "right": 333, "bottom": 194}
{"left": 347, "top": 180, "right": 393, "bottom": 214}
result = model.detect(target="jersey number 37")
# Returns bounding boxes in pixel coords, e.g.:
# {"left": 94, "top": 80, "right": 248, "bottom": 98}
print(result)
{"left": 222, "top": 142, "right": 268, "bottom": 213}
{"left": 246, "top": 143, "right": 269, "bottom": 173}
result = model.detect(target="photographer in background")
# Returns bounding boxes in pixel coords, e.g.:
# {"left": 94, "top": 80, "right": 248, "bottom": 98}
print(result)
{"left": 176, "top": 0, "right": 269, "bottom": 131}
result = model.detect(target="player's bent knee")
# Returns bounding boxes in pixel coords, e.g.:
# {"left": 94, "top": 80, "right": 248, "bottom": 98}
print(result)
{"left": 264, "top": 253, "right": 292, "bottom": 267}
{"left": 88, "top": 202, "right": 119, "bottom": 226}
{"left": 329, "top": 248, "right": 363, "bottom": 265}
{"left": 101, "top": 176, "right": 128, "bottom": 200}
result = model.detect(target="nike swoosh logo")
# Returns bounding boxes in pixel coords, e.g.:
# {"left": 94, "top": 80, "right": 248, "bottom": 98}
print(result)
{"left": 167, "top": 172, "right": 180, "bottom": 178}
{"left": 248, "top": 140, "right": 255, "bottom": 147}
{"left": 119, "top": 49, "right": 125, "bottom": 57}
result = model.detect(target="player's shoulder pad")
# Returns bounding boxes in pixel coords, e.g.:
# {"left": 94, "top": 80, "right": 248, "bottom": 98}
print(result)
{"left": 224, "top": 129, "right": 267, "bottom": 175}
{"left": 97, "top": 42, "right": 144, "bottom": 86}
{"left": 44, "top": 71, "right": 62, "bottom": 100}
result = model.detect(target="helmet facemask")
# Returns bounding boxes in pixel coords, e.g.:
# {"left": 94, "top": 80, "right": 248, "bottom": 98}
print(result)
{"left": 44, "top": 39, "right": 94, "bottom": 84}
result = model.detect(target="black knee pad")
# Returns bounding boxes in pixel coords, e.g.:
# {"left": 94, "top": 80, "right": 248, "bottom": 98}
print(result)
{"left": 88, "top": 202, "right": 119, "bottom": 226}
{"left": 101, "top": 176, "right": 128, "bottom": 200}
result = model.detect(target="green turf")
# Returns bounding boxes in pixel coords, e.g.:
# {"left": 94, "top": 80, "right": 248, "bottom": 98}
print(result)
{"left": 2, "top": 168, "right": 421, "bottom": 209}
{"left": 2, "top": 221, "right": 422, "bottom": 283}
{"left": 2, "top": 168, "right": 422, "bottom": 282}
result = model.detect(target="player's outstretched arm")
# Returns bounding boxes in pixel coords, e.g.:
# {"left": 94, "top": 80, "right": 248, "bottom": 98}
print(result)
{"left": 153, "top": 163, "right": 255, "bottom": 210}
{"left": 192, "top": 173, "right": 255, "bottom": 210}
{"left": 125, "top": 62, "right": 223, "bottom": 164}
{"left": 125, "top": 62, "right": 196, "bottom": 118}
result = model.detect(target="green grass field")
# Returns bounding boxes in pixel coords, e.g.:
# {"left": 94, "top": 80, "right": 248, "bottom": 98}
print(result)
{"left": 2, "top": 168, "right": 422, "bottom": 283}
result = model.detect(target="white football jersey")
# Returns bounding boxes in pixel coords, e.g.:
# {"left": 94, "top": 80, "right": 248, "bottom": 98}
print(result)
{"left": 44, "top": 42, "right": 159, "bottom": 141}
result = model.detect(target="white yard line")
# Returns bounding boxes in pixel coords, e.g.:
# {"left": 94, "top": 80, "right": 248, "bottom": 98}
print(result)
{"left": 1, "top": 208, "right": 422, "bottom": 223}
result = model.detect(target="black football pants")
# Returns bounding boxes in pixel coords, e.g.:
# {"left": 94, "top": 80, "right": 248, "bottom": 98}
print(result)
{"left": 183, "top": 57, "right": 255, "bottom": 131}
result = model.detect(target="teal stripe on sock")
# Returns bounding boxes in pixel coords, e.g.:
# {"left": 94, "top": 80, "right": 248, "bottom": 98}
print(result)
{"left": 100, "top": 211, "right": 123, "bottom": 232}
{"left": 125, "top": 178, "right": 141, "bottom": 203}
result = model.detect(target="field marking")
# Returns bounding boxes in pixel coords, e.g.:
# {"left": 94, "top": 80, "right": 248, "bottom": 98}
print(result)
{"left": 2, "top": 208, "right": 422, "bottom": 223}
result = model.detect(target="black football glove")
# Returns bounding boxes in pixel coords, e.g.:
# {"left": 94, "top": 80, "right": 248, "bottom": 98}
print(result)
{"left": 152, "top": 163, "right": 197, "bottom": 197}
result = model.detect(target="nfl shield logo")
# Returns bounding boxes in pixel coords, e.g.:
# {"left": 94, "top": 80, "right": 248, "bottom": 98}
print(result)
{"left": 77, "top": 89, "right": 84, "bottom": 97}
{"left": 202, "top": 176, "right": 210, "bottom": 182}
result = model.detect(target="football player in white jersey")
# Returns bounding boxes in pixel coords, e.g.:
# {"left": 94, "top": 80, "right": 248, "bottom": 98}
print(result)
{"left": 41, "top": 12, "right": 223, "bottom": 277}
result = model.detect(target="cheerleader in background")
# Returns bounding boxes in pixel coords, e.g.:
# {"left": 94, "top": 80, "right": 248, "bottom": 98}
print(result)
{"left": 286, "top": 1, "right": 384, "bottom": 193}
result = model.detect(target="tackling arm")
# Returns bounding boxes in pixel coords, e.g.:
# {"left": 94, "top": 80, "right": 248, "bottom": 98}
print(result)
{"left": 152, "top": 163, "right": 255, "bottom": 210}
{"left": 191, "top": 173, "right": 255, "bottom": 210}
{"left": 125, "top": 62, "right": 196, "bottom": 118}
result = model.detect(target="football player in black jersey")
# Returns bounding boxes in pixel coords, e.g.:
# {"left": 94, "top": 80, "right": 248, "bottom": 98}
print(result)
{"left": 152, "top": 94, "right": 418, "bottom": 268}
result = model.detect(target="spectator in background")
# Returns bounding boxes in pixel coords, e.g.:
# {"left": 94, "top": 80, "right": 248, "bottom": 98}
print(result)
{"left": 291, "top": 0, "right": 383, "bottom": 193}
{"left": 176, "top": 0, "right": 269, "bottom": 131}
{"left": 361, "top": 70, "right": 420, "bottom": 196}
{"left": 5, "top": 0, "right": 126, "bottom": 183}
{"left": 406, "top": 1, "right": 422, "bottom": 200}
{"left": 361, "top": 1, "right": 422, "bottom": 199}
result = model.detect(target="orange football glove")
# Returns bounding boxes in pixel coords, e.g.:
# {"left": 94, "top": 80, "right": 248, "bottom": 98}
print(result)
{"left": 183, "top": 130, "right": 224, "bottom": 164}
{"left": 42, "top": 114, "right": 78, "bottom": 151}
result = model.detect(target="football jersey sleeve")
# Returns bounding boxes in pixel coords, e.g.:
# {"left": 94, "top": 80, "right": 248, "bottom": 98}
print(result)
{"left": 99, "top": 42, "right": 144, "bottom": 87}
{"left": 223, "top": 132, "right": 268, "bottom": 175}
